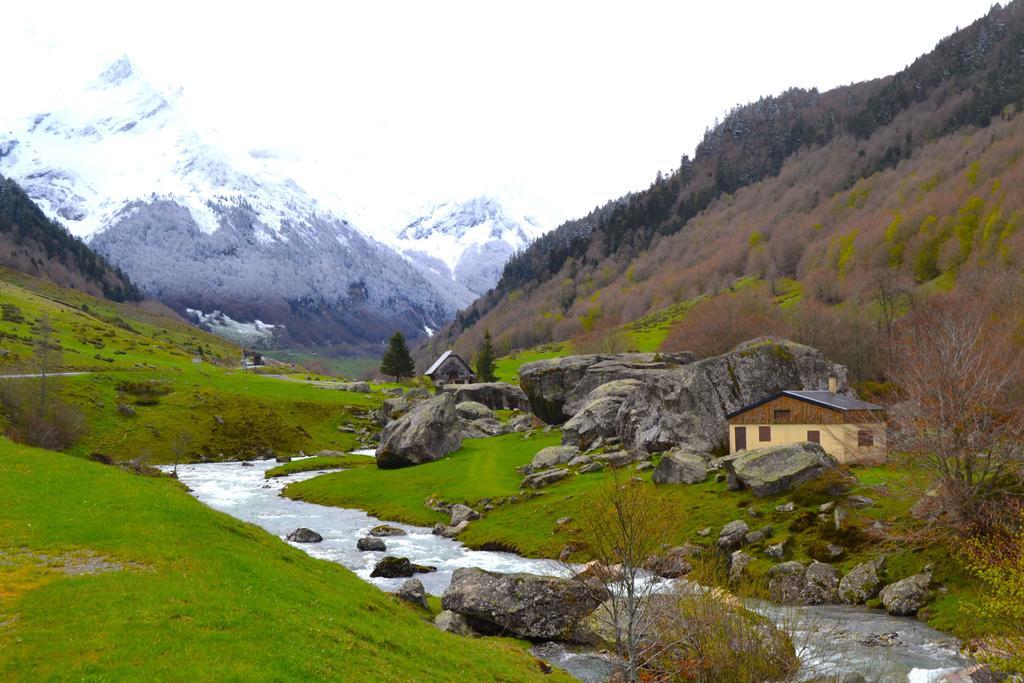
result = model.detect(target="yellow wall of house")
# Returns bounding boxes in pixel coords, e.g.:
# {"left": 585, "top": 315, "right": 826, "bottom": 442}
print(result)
{"left": 728, "top": 422, "right": 886, "bottom": 465}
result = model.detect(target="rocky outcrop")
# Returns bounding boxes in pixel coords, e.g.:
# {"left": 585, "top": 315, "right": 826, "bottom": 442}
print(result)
{"left": 518, "top": 352, "right": 695, "bottom": 423}
{"left": 370, "top": 556, "right": 437, "bottom": 578}
{"left": 376, "top": 394, "right": 464, "bottom": 469}
{"left": 507, "top": 413, "right": 536, "bottom": 432}
{"left": 336, "top": 381, "right": 371, "bottom": 393}
{"left": 725, "top": 442, "right": 840, "bottom": 497}
{"left": 652, "top": 450, "right": 708, "bottom": 484}
{"left": 593, "top": 450, "right": 643, "bottom": 468}
{"left": 879, "top": 573, "right": 931, "bottom": 616}
{"left": 839, "top": 558, "right": 886, "bottom": 604}
{"left": 561, "top": 379, "right": 640, "bottom": 449}
{"left": 286, "top": 527, "right": 323, "bottom": 543}
{"left": 357, "top": 536, "right": 386, "bottom": 551}
{"left": 617, "top": 339, "right": 848, "bottom": 454}
{"left": 396, "top": 578, "right": 429, "bottom": 609}
{"left": 455, "top": 401, "right": 493, "bottom": 421}
{"left": 442, "top": 382, "right": 531, "bottom": 411}
{"left": 531, "top": 445, "right": 580, "bottom": 469}
{"left": 441, "top": 567, "right": 605, "bottom": 642}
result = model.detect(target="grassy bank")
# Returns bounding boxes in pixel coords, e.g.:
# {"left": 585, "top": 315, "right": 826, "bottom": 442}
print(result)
{"left": 0, "top": 438, "right": 567, "bottom": 681}
{"left": 284, "top": 432, "right": 982, "bottom": 639}
{"left": 265, "top": 453, "right": 375, "bottom": 478}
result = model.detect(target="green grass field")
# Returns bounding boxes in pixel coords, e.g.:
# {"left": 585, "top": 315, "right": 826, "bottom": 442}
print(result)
{"left": 0, "top": 438, "right": 567, "bottom": 681}
{"left": 0, "top": 269, "right": 388, "bottom": 464}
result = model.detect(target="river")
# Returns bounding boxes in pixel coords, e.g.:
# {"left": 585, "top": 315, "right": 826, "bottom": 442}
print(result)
{"left": 165, "top": 457, "right": 968, "bottom": 682}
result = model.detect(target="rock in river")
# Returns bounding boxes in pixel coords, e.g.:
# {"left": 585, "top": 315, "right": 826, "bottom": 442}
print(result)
{"left": 370, "top": 556, "right": 437, "bottom": 578}
{"left": 370, "top": 524, "right": 407, "bottom": 537}
{"left": 879, "top": 572, "right": 931, "bottom": 616}
{"left": 441, "top": 567, "right": 605, "bottom": 642}
{"left": 376, "top": 394, "right": 464, "bottom": 469}
{"left": 356, "top": 536, "right": 386, "bottom": 551}
{"left": 286, "top": 527, "right": 323, "bottom": 543}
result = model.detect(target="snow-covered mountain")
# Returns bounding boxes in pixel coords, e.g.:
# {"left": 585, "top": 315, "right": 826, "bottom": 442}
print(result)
{"left": 0, "top": 57, "right": 471, "bottom": 351}
{"left": 387, "top": 194, "right": 552, "bottom": 296}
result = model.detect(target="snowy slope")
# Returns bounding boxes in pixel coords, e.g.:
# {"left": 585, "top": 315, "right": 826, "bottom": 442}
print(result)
{"left": 0, "top": 57, "right": 466, "bottom": 351}
{"left": 386, "top": 194, "right": 553, "bottom": 295}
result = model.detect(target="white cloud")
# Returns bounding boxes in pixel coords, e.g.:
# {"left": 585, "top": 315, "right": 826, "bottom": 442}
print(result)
{"left": 1, "top": 0, "right": 998, "bottom": 230}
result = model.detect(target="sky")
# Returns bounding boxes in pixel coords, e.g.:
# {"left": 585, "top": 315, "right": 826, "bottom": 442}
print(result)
{"left": 2, "top": 0, "right": 999, "bottom": 230}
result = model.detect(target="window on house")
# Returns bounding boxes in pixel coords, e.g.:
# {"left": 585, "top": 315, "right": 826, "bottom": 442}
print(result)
{"left": 759, "top": 426, "right": 771, "bottom": 441}
{"left": 773, "top": 409, "right": 791, "bottom": 421}
{"left": 858, "top": 430, "right": 874, "bottom": 447}
{"left": 807, "top": 430, "right": 820, "bottom": 444}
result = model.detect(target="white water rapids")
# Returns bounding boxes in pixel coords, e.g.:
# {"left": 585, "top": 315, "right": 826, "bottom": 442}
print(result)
{"left": 165, "top": 457, "right": 968, "bottom": 682}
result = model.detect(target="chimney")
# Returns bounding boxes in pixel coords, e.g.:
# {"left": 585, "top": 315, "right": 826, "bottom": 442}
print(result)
{"left": 828, "top": 376, "right": 838, "bottom": 393}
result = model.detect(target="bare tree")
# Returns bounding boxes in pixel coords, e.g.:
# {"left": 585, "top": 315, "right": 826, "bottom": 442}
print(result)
{"left": 888, "top": 297, "right": 1024, "bottom": 524}
{"left": 30, "top": 314, "right": 59, "bottom": 417}
{"left": 565, "top": 475, "right": 680, "bottom": 682}
{"left": 170, "top": 430, "right": 194, "bottom": 478}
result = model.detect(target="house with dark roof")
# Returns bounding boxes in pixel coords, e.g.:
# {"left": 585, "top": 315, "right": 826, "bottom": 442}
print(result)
{"left": 425, "top": 350, "right": 476, "bottom": 385}
{"left": 726, "top": 377, "right": 887, "bottom": 464}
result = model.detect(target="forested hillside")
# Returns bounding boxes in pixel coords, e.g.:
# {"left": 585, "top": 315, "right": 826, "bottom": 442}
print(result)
{"left": 424, "top": 2, "right": 1024, "bottom": 366}
{"left": 0, "top": 175, "right": 139, "bottom": 302}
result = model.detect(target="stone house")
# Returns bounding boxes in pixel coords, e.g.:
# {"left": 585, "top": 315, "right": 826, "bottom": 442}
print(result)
{"left": 726, "top": 378, "right": 887, "bottom": 465}
{"left": 425, "top": 350, "right": 476, "bottom": 385}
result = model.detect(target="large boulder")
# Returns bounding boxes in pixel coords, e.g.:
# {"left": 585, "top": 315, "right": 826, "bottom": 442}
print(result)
{"left": 561, "top": 379, "right": 641, "bottom": 449}
{"left": 450, "top": 503, "right": 481, "bottom": 526}
{"left": 518, "top": 352, "right": 695, "bottom": 424}
{"left": 652, "top": 450, "right": 708, "bottom": 484}
{"left": 767, "top": 561, "right": 807, "bottom": 604}
{"left": 460, "top": 417, "right": 509, "bottom": 438}
{"left": 726, "top": 442, "right": 840, "bottom": 497}
{"left": 376, "top": 394, "right": 464, "bottom": 469}
{"left": 801, "top": 561, "right": 841, "bottom": 605}
{"left": 455, "top": 401, "right": 493, "bottom": 421}
{"left": 370, "top": 556, "right": 437, "bottom": 578}
{"left": 879, "top": 573, "right": 931, "bottom": 616}
{"left": 615, "top": 338, "right": 848, "bottom": 454}
{"left": 442, "top": 382, "right": 531, "bottom": 411}
{"left": 531, "top": 445, "right": 580, "bottom": 469}
{"left": 441, "top": 567, "right": 605, "bottom": 642}
{"left": 839, "top": 558, "right": 886, "bottom": 604}
{"left": 374, "top": 395, "right": 419, "bottom": 426}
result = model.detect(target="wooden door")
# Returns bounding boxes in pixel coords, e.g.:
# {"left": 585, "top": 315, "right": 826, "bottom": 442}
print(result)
{"left": 734, "top": 426, "right": 747, "bottom": 451}
{"left": 807, "top": 430, "right": 820, "bottom": 444}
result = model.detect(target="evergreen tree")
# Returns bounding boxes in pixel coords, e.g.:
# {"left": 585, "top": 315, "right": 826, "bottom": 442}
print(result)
{"left": 380, "top": 332, "right": 415, "bottom": 382}
{"left": 475, "top": 330, "right": 497, "bottom": 382}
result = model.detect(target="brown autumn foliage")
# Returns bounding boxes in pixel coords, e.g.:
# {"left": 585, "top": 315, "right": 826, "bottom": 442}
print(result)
{"left": 422, "top": 5, "right": 1024, "bottom": 369}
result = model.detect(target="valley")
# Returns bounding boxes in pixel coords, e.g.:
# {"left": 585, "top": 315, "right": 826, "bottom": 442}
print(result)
{"left": 3, "top": 2, "right": 1024, "bottom": 681}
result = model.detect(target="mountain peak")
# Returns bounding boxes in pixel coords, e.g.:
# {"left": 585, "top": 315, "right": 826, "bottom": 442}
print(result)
{"left": 92, "top": 56, "right": 139, "bottom": 89}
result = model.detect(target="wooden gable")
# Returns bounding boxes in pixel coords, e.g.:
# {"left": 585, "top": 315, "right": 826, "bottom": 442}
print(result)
{"left": 728, "top": 394, "right": 879, "bottom": 425}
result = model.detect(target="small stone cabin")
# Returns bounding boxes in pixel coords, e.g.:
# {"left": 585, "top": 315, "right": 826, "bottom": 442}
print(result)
{"left": 425, "top": 350, "right": 476, "bottom": 385}
{"left": 726, "top": 381, "right": 887, "bottom": 465}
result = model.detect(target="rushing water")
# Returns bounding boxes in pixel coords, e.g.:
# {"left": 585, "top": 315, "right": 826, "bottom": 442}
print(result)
{"left": 166, "top": 457, "right": 967, "bottom": 682}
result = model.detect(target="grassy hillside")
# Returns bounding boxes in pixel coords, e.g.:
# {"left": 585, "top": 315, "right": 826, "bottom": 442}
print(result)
{"left": 0, "top": 268, "right": 384, "bottom": 463}
{"left": 0, "top": 439, "right": 563, "bottom": 681}
{"left": 424, "top": 3, "right": 1024, "bottom": 366}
